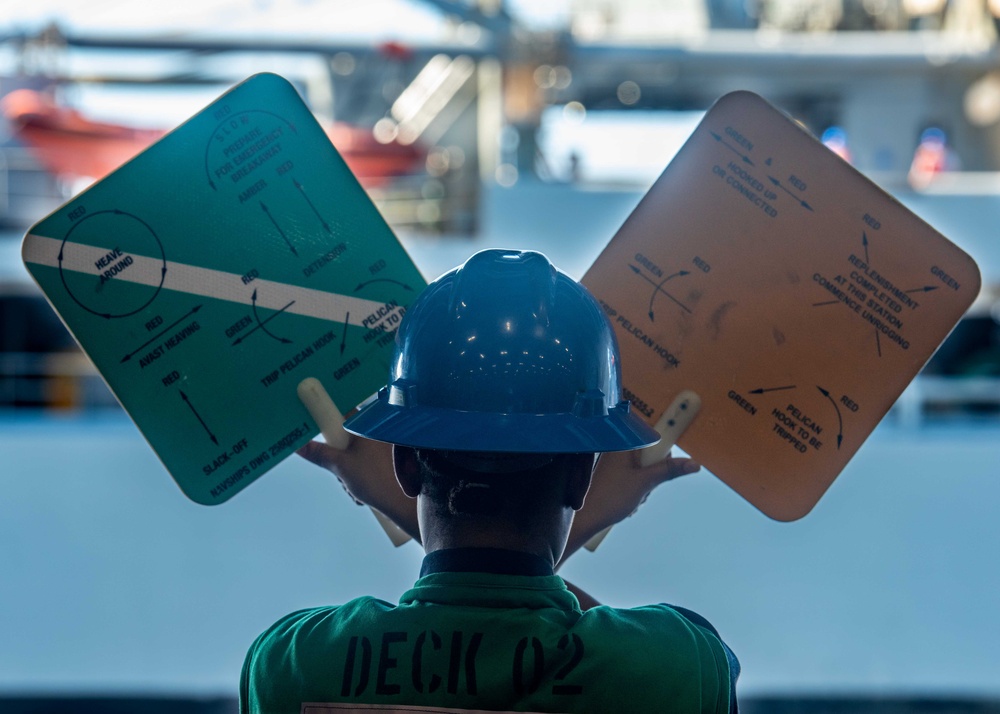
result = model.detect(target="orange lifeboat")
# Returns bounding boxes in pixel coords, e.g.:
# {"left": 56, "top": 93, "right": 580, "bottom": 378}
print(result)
{"left": 1, "top": 87, "right": 425, "bottom": 188}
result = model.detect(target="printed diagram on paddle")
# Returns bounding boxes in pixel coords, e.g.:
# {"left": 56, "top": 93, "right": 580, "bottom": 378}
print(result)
{"left": 583, "top": 91, "right": 979, "bottom": 520}
{"left": 22, "top": 73, "right": 427, "bottom": 504}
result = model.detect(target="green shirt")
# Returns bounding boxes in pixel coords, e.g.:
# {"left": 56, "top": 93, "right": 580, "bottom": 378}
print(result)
{"left": 241, "top": 553, "right": 733, "bottom": 713}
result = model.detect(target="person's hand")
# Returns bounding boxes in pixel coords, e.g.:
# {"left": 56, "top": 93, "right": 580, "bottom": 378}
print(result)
{"left": 562, "top": 449, "right": 699, "bottom": 562}
{"left": 297, "top": 435, "right": 419, "bottom": 541}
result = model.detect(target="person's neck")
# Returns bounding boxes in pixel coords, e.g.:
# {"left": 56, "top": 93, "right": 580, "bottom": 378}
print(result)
{"left": 421, "top": 529, "right": 563, "bottom": 568}
{"left": 416, "top": 497, "right": 572, "bottom": 568}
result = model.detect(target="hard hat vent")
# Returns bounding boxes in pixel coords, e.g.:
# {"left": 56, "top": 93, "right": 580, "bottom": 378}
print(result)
{"left": 571, "top": 389, "right": 609, "bottom": 418}
{"left": 387, "top": 379, "right": 418, "bottom": 407}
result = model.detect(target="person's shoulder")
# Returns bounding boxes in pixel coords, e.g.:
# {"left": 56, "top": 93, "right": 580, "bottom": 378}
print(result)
{"left": 586, "top": 601, "right": 720, "bottom": 629}
{"left": 628, "top": 603, "right": 725, "bottom": 637}
{"left": 250, "top": 596, "right": 396, "bottom": 649}
{"left": 241, "top": 597, "right": 400, "bottom": 711}
{"left": 244, "top": 597, "right": 397, "bottom": 678}
{"left": 578, "top": 602, "right": 732, "bottom": 668}
{"left": 577, "top": 604, "right": 735, "bottom": 712}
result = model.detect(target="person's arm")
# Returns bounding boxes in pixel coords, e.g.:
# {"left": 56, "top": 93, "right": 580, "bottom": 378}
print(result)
{"left": 297, "top": 436, "right": 421, "bottom": 542}
{"left": 559, "top": 449, "right": 699, "bottom": 566}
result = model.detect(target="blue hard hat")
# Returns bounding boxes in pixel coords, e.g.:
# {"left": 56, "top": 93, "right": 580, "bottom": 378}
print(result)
{"left": 343, "top": 249, "right": 659, "bottom": 453}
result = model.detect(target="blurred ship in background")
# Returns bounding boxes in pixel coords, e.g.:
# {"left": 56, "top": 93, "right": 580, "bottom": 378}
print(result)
{"left": 2, "top": 0, "right": 1000, "bottom": 412}
{"left": 3, "top": 4, "right": 1000, "bottom": 712}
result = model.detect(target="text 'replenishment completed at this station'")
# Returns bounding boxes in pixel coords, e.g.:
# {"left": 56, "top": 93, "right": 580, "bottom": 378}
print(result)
{"left": 583, "top": 91, "right": 980, "bottom": 521}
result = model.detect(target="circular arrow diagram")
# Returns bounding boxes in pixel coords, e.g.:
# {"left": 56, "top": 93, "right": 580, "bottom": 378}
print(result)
{"left": 627, "top": 264, "right": 692, "bottom": 322}
{"left": 232, "top": 289, "right": 295, "bottom": 345}
{"left": 59, "top": 209, "right": 166, "bottom": 319}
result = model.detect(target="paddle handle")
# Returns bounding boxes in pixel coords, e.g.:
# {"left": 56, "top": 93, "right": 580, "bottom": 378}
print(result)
{"left": 583, "top": 390, "right": 702, "bottom": 552}
{"left": 297, "top": 377, "right": 412, "bottom": 547}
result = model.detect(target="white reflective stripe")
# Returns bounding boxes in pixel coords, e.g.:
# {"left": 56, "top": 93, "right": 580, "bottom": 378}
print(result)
{"left": 23, "top": 233, "right": 398, "bottom": 328}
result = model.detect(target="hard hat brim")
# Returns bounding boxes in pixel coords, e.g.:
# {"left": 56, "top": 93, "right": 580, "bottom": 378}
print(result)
{"left": 344, "top": 390, "right": 661, "bottom": 453}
